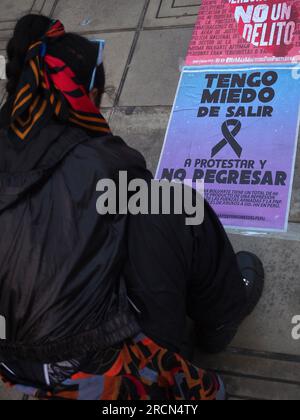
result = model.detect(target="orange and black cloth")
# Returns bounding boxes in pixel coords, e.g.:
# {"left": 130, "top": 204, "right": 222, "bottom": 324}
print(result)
{"left": 6, "top": 20, "right": 111, "bottom": 142}
{"left": 0, "top": 334, "right": 226, "bottom": 400}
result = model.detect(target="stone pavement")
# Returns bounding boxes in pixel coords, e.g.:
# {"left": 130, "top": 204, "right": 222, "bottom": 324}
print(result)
{"left": 0, "top": 0, "right": 300, "bottom": 401}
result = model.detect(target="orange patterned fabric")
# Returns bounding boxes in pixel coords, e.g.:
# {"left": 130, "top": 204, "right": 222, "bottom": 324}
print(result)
{"left": 0, "top": 335, "right": 224, "bottom": 400}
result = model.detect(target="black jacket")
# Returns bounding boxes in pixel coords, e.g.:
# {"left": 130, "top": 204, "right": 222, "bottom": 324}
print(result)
{"left": 0, "top": 123, "right": 152, "bottom": 363}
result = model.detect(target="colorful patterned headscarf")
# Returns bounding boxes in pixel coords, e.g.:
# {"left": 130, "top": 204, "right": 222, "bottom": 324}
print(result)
{"left": 9, "top": 20, "right": 111, "bottom": 142}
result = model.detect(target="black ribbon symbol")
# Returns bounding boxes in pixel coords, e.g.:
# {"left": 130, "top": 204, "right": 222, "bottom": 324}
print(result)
{"left": 211, "top": 119, "right": 243, "bottom": 158}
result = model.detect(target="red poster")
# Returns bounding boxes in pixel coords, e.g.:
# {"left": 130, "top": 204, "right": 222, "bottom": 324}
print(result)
{"left": 186, "top": 0, "right": 300, "bottom": 66}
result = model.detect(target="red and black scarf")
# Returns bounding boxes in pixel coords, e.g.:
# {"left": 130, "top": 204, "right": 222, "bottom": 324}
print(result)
{"left": 9, "top": 20, "right": 111, "bottom": 142}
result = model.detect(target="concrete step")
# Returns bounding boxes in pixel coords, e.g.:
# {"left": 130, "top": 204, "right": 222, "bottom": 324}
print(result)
{"left": 195, "top": 349, "right": 300, "bottom": 400}
{"left": 193, "top": 223, "right": 300, "bottom": 400}
{"left": 185, "top": 222, "right": 300, "bottom": 400}
{"left": 228, "top": 224, "right": 300, "bottom": 357}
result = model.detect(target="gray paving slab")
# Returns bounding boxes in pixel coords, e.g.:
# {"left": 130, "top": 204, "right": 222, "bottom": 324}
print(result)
{"left": 31, "top": 0, "right": 57, "bottom": 16}
{"left": 0, "top": 0, "right": 56, "bottom": 40}
{"left": 222, "top": 373, "right": 300, "bottom": 400}
{"left": 144, "top": 0, "right": 199, "bottom": 28}
{"left": 195, "top": 351, "right": 300, "bottom": 384}
{"left": 110, "top": 106, "right": 171, "bottom": 173}
{"left": 174, "top": 0, "right": 201, "bottom": 6}
{"left": 90, "top": 31, "right": 135, "bottom": 108}
{"left": 52, "top": 0, "right": 145, "bottom": 33}
{"left": 119, "top": 27, "right": 193, "bottom": 107}
{"left": 0, "top": 0, "right": 34, "bottom": 21}
{"left": 0, "top": 40, "right": 7, "bottom": 55}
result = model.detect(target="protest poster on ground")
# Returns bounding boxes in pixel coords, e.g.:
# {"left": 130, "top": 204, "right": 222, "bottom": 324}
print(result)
{"left": 186, "top": 0, "right": 300, "bottom": 66}
{"left": 156, "top": 65, "right": 300, "bottom": 231}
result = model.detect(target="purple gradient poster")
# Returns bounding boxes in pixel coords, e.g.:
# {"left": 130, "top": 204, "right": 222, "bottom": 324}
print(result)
{"left": 156, "top": 65, "right": 300, "bottom": 232}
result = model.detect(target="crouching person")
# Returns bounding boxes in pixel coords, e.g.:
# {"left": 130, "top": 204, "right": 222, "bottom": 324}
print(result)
{"left": 0, "top": 15, "right": 264, "bottom": 401}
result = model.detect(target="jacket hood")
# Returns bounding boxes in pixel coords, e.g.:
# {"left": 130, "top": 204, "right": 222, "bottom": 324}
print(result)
{"left": 0, "top": 123, "right": 90, "bottom": 212}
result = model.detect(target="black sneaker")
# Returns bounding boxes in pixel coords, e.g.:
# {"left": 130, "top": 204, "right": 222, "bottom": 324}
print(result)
{"left": 236, "top": 251, "right": 265, "bottom": 318}
{"left": 196, "top": 252, "right": 265, "bottom": 354}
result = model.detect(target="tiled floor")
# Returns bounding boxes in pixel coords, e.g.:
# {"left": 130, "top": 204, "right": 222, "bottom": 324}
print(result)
{"left": 0, "top": 0, "right": 300, "bottom": 401}
{"left": 118, "top": 27, "right": 194, "bottom": 106}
